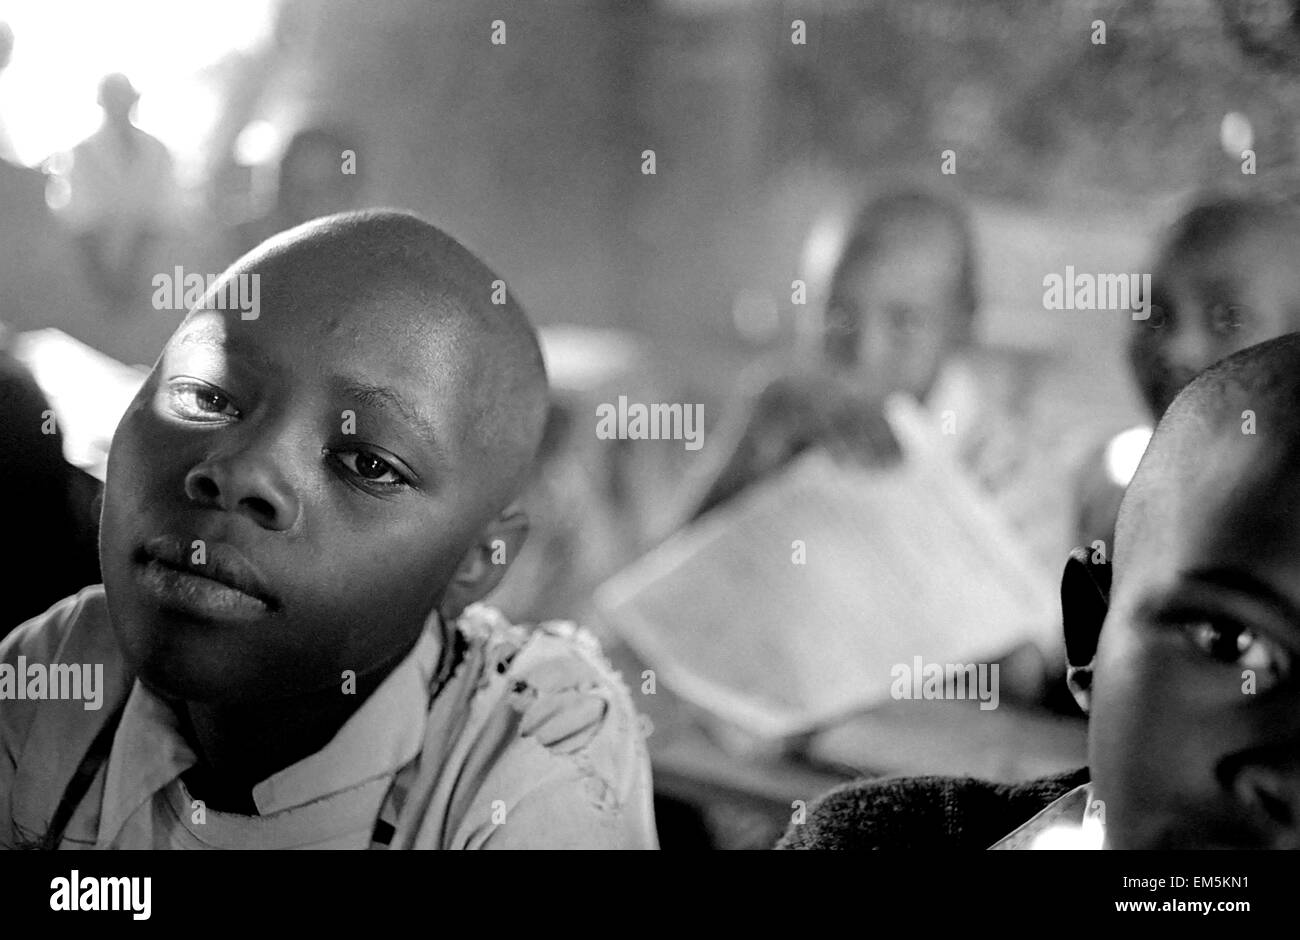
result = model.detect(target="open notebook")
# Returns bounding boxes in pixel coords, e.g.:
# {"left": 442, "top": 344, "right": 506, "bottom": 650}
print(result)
{"left": 594, "top": 395, "right": 1061, "bottom": 741}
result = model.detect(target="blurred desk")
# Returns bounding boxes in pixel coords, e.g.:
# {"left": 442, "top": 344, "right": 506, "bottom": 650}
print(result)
{"left": 12, "top": 328, "right": 145, "bottom": 481}
{"left": 603, "top": 638, "right": 1087, "bottom": 849}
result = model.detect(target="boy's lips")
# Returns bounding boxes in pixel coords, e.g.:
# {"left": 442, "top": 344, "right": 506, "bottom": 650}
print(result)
{"left": 136, "top": 534, "right": 280, "bottom": 613}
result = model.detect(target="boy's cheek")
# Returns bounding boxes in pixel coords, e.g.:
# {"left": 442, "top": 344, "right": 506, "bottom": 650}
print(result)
{"left": 1092, "top": 647, "right": 1246, "bottom": 845}
{"left": 106, "top": 414, "right": 182, "bottom": 502}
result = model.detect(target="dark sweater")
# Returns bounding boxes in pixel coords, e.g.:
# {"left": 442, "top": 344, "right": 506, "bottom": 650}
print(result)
{"left": 777, "top": 767, "right": 1091, "bottom": 850}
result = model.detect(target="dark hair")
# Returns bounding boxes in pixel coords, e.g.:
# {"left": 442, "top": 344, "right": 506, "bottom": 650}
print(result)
{"left": 279, "top": 125, "right": 362, "bottom": 183}
{"left": 1158, "top": 192, "right": 1300, "bottom": 262}
{"left": 822, "top": 189, "right": 978, "bottom": 366}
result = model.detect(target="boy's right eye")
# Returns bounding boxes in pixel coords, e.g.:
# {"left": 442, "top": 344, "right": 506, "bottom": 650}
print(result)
{"left": 1182, "top": 620, "right": 1290, "bottom": 689}
{"left": 887, "top": 303, "right": 928, "bottom": 335}
{"left": 167, "top": 381, "right": 241, "bottom": 422}
{"left": 1208, "top": 303, "right": 1251, "bottom": 336}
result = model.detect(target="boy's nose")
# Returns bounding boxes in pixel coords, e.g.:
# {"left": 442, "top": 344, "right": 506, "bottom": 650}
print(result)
{"left": 184, "top": 455, "right": 301, "bottom": 531}
{"left": 1163, "top": 321, "right": 1215, "bottom": 374}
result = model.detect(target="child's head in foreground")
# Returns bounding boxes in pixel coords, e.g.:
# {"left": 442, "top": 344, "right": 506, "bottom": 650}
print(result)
{"left": 818, "top": 189, "right": 977, "bottom": 403}
{"left": 1128, "top": 194, "right": 1300, "bottom": 419}
{"left": 99, "top": 210, "right": 549, "bottom": 707}
{"left": 1065, "top": 334, "right": 1300, "bottom": 848}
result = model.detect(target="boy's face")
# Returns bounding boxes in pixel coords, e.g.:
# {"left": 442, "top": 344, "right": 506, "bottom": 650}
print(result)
{"left": 100, "top": 264, "right": 501, "bottom": 705}
{"left": 1088, "top": 437, "right": 1300, "bottom": 848}
{"left": 827, "top": 226, "right": 969, "bottom": 404}
{"left": 1129, "top": 228, "right": 1300, "bottom": 418}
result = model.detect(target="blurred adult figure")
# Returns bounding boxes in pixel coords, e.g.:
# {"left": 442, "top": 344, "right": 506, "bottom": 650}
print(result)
{"left": 56, "top": 73, "right": 179, "bottom": 311}
{"left": 0, "top": 22, "right": 71, "bottom": 334}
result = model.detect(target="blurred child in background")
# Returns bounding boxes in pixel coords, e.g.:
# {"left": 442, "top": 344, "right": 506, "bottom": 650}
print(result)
{"left": 782, "top": 335, "right": 1300, "bottom": 849}
{"left": 679, "top": 188, "right": 978, "bottom": 521}
{"left": 230, "top": 125, "right": 363, "bottom": 260}
{"left": 1074, "top": 193, "right": 1300, "bottom": 558}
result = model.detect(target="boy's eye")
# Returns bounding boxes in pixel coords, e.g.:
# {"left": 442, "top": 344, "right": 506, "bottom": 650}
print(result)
{"left": 1208, "top": 303, "right": 1250, "bottom": 335}
{"left": 887, "top": 304, "right": 928, "bottom": 335}
{"left": 333, "top": 449, "right": 405, "bottom": 486}
{"left": 1184, "top": 621, "right": 1290, "bottom": 687}
{"left": 1144, "top": 305, "right": 1170, "bottom": 330}
{"left": 169, "top": 382, "right": 240, "bottom": 421}
{"left": 883, "top": 305, "right": 935, "bottom": 338}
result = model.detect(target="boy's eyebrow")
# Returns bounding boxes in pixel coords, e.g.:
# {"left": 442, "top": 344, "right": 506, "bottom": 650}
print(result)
{"left": 340, "top": 380, "right": 442, "bottom": 445}
{"left": 1180, "top": 567, "right": 1300, "bottom": 634}
{"left": 175, "top": 324, "right": 276, "bottom": 369}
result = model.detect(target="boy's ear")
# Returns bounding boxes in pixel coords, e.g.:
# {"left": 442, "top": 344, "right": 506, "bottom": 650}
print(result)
{"left": 439, "top": 504, "right": 530, "bottom": 621}
{"left": 1061, "top": 547, "right": 1111, "bottom": 714}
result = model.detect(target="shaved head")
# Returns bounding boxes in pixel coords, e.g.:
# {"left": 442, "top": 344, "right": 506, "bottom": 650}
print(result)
{"left": 103, "top": 208, "right": 551, "bottom": 707}
{"left": 230, "top": 209, "right": 550, "bottom": 515}
{"left": 1116, "top": 332, "right": 1300, "bottom": 580}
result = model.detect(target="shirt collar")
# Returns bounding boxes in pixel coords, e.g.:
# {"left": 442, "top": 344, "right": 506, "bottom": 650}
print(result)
{"left": 252, "top": 622, "right": 441, "bottom": 813}
{"left": 988, "top": 782, "right": 1105, "bottom": 850}
{"left": 98, "top": 613, "right": 444, "bottom": 843}
{"left": 97, "top": 678, "right": 198, "bottom": 844}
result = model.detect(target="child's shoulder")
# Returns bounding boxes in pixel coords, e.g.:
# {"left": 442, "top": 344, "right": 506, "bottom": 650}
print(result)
{"left": 0, "top": 586, "right": 126, "bottom": 807}
{"left": 453, "top": 603, "right": 645, "bottom": 780}
{"left": 423, "top": 605, "right": 654, "bottom": 847}
{"left": 1, "top": 585, "right": 114, "bottom": 667}
{"left": 455, "top": 603, "right": 637, "bottom": 726}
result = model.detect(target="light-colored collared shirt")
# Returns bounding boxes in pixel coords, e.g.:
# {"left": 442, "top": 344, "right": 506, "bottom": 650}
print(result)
{"left": 988, "top": 782, "right": 1104, "bottom": 850}
{"left": 0, "top": 587, "right": 658, "bottom": 849}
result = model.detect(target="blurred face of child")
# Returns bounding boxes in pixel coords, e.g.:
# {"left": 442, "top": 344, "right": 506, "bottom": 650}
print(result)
{"left": 1089, "top": 435, "right": 1300, "bottom": 848}
{"left": 100, "top": 261, "right": 502, "bottom": 706}
{"left": 826, "top": 223, "right": 969, "bottom": 404}
{"left": 281, "top": 144, "right": 358, "bottom": 223}
{"left": 1128, "top": 227, "right": 1300, "bottom": 418}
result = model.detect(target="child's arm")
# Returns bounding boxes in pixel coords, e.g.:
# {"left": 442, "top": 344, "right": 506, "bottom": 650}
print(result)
{"left": 678, "top": 369, "right": 899, "bottom": 525}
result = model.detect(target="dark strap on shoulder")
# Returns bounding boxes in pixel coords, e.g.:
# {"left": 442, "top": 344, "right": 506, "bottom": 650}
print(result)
{"left": 33, "top": 697, "right": 129, "bottom": 849}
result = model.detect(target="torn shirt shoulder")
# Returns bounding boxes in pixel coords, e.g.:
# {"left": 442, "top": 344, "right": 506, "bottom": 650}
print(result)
{"left": 407, "top": 604, "right": 657, "bottom": 848}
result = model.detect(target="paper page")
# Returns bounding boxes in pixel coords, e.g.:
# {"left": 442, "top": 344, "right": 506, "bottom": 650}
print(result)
{"left": 594, "top": 395, "right": 1060, "bottom": 739}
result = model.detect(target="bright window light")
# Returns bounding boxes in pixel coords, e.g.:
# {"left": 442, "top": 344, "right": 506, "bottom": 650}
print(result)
{"left": 0, "top": 0, "right": 275, "bottom": 175}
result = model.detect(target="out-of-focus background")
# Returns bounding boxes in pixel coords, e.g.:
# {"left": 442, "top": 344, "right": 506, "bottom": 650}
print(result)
{"left": 4, "top": 0, "right": 1300, "bottom": 847}
{"left": 7, "top": 1, "right": 1295, "bottom": 388}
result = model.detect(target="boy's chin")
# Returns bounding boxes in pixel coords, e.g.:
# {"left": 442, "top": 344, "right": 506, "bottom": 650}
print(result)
{"left": 108, "top": 606, "right": 318, "bottom": 706}
{"left": 129, "top": 649, "right": 332, "bottom": 707}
